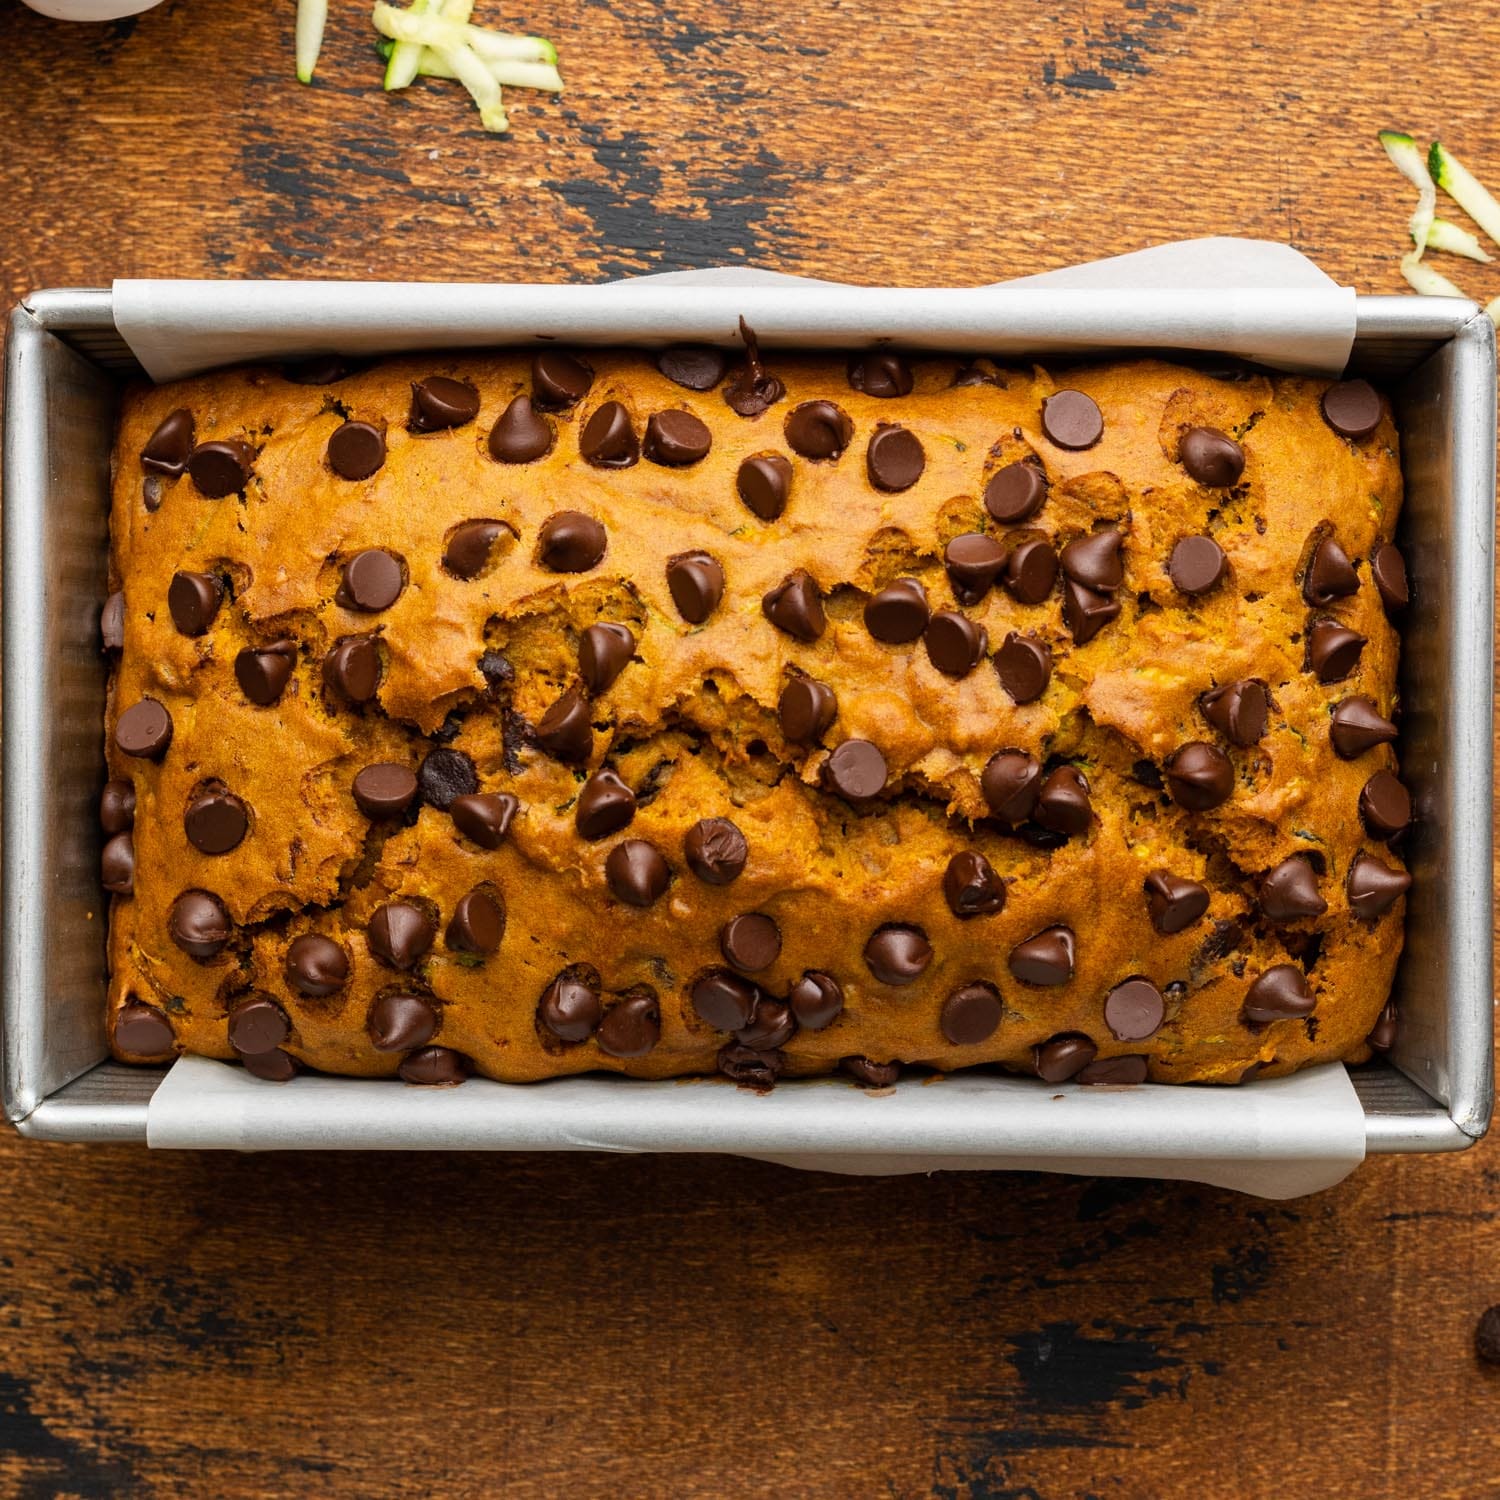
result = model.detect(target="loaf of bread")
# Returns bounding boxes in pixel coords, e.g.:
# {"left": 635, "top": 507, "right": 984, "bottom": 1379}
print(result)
{"left": 101, "top": 342, "right": 1412, "bottom": 1089}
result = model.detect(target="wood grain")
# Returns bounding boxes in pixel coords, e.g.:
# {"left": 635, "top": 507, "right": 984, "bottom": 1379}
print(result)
{"left": 2, "top": 0, "right": 1499, "bottom": 1494}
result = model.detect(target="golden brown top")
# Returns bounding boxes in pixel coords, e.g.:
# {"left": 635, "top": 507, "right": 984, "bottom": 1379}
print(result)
{"left": 102, "top": 348, "right": 1409, "bottom": 1089}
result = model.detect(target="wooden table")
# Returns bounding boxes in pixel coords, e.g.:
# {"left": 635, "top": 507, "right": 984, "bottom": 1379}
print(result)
{"left": 2, "top": 1, "right": 1498, "bottom": 1494}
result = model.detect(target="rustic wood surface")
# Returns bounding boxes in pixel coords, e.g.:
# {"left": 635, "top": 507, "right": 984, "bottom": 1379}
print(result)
{"left": 2, "top": 0, "right": 1499, "bottom": 1495}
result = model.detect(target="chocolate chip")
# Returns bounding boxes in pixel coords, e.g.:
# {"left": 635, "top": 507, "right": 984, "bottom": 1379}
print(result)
{"left": 721, "top": 912, "right": 782, "bottom": 973}
{"left": 848, "top": 352, "right": 913, "bottom": 397}
{"left": 447, "top": 889, "right": 504, "bottom": 954}
{"left": 1103, "top": 978, "right": 1164, "bottom": 1041}
{"left": 1321, "top": 379, "right": 1382, "bottom": 439}
{"left": 576, "top": 769, "right": 636, "bottom": 840}
{"left": 864, "top": 925, "right": 932, "bottom": 986}
{"left": 368, "top": 991, "right": 438, "bottom": 1051}
{"left": 657, "top": 345, "right": 727, "bottom": 390}
{"left": 842, "top": 1056, "right": 902, "bottom": 1087}
{"left": 243, "top": 1049, "right": 299, "bottom": 1082}
{"left": 165, "top": 571, "right": 224, "bottom": 638}
{"left": 692, "top": 969, "right": 759, "bottom": 1030}
{"left": 143, "top": 475, "right": 164, "bottom": 511}
{"left": 368, "top": 901, "right": 436, "bottom": 970}
{"left": 785, "top": 400, "right": 854, "bottom": 460}
{"left": 482, "top": 652, "right": 515, "bottom": 698}
{"left": 994, "top": 633, "right": 1051, "bottom": 704}
{"left": 532, "top": 351, "right": 593, "bottom": 410}
{"left": 169, "top": 889, "right": 231, "bottom": 959}
{"left": 116, "top": 699, "right": 173, "bottom": 760}
{"left": 1034, "top": 765, "right": 1091, "bottom": 836}
{"left": 944, "top": 533, "right": 1007, "bottom": 605}
{"left": 822, "top": 739, "right": 887, "bottom": 802}
{"left": 449, "top": 792, "right": 518, "bottom": 849}
{"left": 1060, "top": 530, "right": 1124, "bottom": 590}
{"left": 1359, "top": 771, "right": 1412, "bottom": 840}
{"left": 717, "top": 1042, "right": 785, "bottom": 1088}
{"left": 100, "top": 592, "right": 125, "bottom": 652}
{"left": 1179, "top": 426, "right": 1245, "bottom": 487}
{"left": 229, "top": 995, "right": 290, "bottom": 1056}
{"left": 1200, "top": 680, "right": 1269, "bottom": 746}
{"left": 1061, "top": 578, "right": 1121, "bottom": 645}
{"left": 598, "top": 992, "right": 662, "bottom": 1056}
{"left": 943, "top": 850, "right": 1006, "bottom": 917}
{"left": 667, "top": 551, "right": 725, "bottom": 624}
{"left": 1009, "top": 926, "right": 1075, "bottom": 986}
{"left": 580, "top": 401, "right": 640, "bottom": 467}
{"left": 789, "top": 971, "right": 843, "bottom": 1030}
{"left": 539, "top": 971, "right": 602, "bottom": 1042}
{"left": 1330, "top": 697, "right": 1398, "bottom": 759}
{"left": 1164, "top": 742, "right": 1234, "bottom": 811}
{"left": 236, "top": 639, "right": 296, "bottom": 705}
{"left": 141, "top": 408, "right": 194, "bottom": 475}
{"left": 1371, "top": 543, "right": 1409, "bottom": 613}
{"left": 100, "top": 779, "right": 136, "bottom": 834}
{"left": 864, "top": 578, "right": 929, "bottom": 642}
{"left": 352, "top": 763, "right": 419, "bottom": 818}
{"left": 761, "top": 570, "right": 826, "bottom": 642}
{"left": 685, "top": 817, "right": 748, "bottom": 884}
{"left": 285, "top": 934, "right": 349, "bottom": 997}
{"left": 185, "top": 787, "right": 248, "bottom": 854}
{"left": 866, "top": 424, "right": 925, "bottom": 492}
{"left": 779, "top": 677, "right": 838, "bottom": 744}
{"left": 606, "top": 840, "right": 670, "bottom": 907}
{"left": 1041, "top": 389, "right": 1103, "bottom": 449}
{"left": 1368, "top": 1001, "right": 1398, "bottom": 1052}
{"left": 187, "top": 439, "right": 253, "bottom": 497}
{"left": 735, "top": 998, "right": 796, "bottom": 1051}
{"left": 101, "top": 832, "right": 134, "bottom": 894}
{"left": 417, "top": 747, "right": 479, "bottom": 811}
{"left": 538, "top": 511, "right": 607, "bottom": 572}
{"left": 985, "top": 463, "right": 1047, "bottom": 524}
{"left": 443, "top": 520, "right": 507, "bottom": 580}
{"left": 724, "top": 319, "right": 785, "bottom": 417}
{"left": 645, "top": 410, "right": 712, "bottom": 466}
{"left": 327, "top": 420, "right": 386, "bottom": 481}
{"left": 1306, "top": 619, "right": 1366, "bottom": 683}
{"left": 1347, "top": 851, "right": 1412, "bottom": 919}
{"left": 323, "top": 636, "right": 381, "bottom": 702}
{"left": 1302, "top": 535, "right": 1359, "bottom": 606}
{"left": 337, "top": 549, "right": 404, "bottom": 612}
{"left": 535, "top": 685, "right": 594, "bottom": 763}
{"left": 941, "top": 982, "right": 1002, "bottom": 1046}
{"left": 580, "top": 623, "right": 636, "bottom": 694}
{"left": 114, "top": 1000, "right": 174, "bottom": 1055}
{"left": 920, "top": 611, "right": 987, "bottom": 677}
{"left": 1034, "top": 1033, "right": 1097, "bottom": 1082}
{"left": 409, "top": 376, "right": 479, "bottom": 433}
{"left": 1002, "top": 536, "right": 1057, "bottom": 605}
{"left": 1259, "top": 856, "right": 1327, "bottom": 922}
{"left": 487, "top": 393, "right": 554, "bottom": 463}
{"left": 399, "top": 1047, "right": 469, "bottom": 1085}
{"left": 981, "top": 749, "right": 1042, "bottom": 823}
{"left": 1144, "top": 870, "right": 1209, "bottom": 934}
{"left": 1168, "top": 535, "right": 1227, "bottom": 595}
{"left": 736, "top": 453, "right": 793, "bottom": 521}
{"left": 1077, "top": 1055, "right": 1149, "bottom": 1086}
{"left": 1243, "top": 964, "right": 1314, "bottom": 1023}
{"left": 282, "top": 355, "right": 364, "bottom": 384}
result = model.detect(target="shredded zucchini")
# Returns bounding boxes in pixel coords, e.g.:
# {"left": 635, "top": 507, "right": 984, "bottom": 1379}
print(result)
{"left": 1400, "top": 257, "right": 1468, "bottom": 297}
{"left": 296, "top": 0, "right": 329, "bottom": 83}
{"left": 1379, "top": 129, "right": 1436, "bottom": 251}
{"left": 1429, "top": 141, "right": 1500, "bottom": 249}
{"left": 1426, "top": 217, "right": 1493, "bottom": 263}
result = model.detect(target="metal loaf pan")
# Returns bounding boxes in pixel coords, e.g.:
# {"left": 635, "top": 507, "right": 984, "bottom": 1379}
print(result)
{"left": 2, "top": 286, "right": 1493, "bottom": 1151}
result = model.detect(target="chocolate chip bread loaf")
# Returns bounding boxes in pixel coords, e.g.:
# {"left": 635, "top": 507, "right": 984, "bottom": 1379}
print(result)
{"left": 101, "top": 341, "right": 1412, "bottom": 1089}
